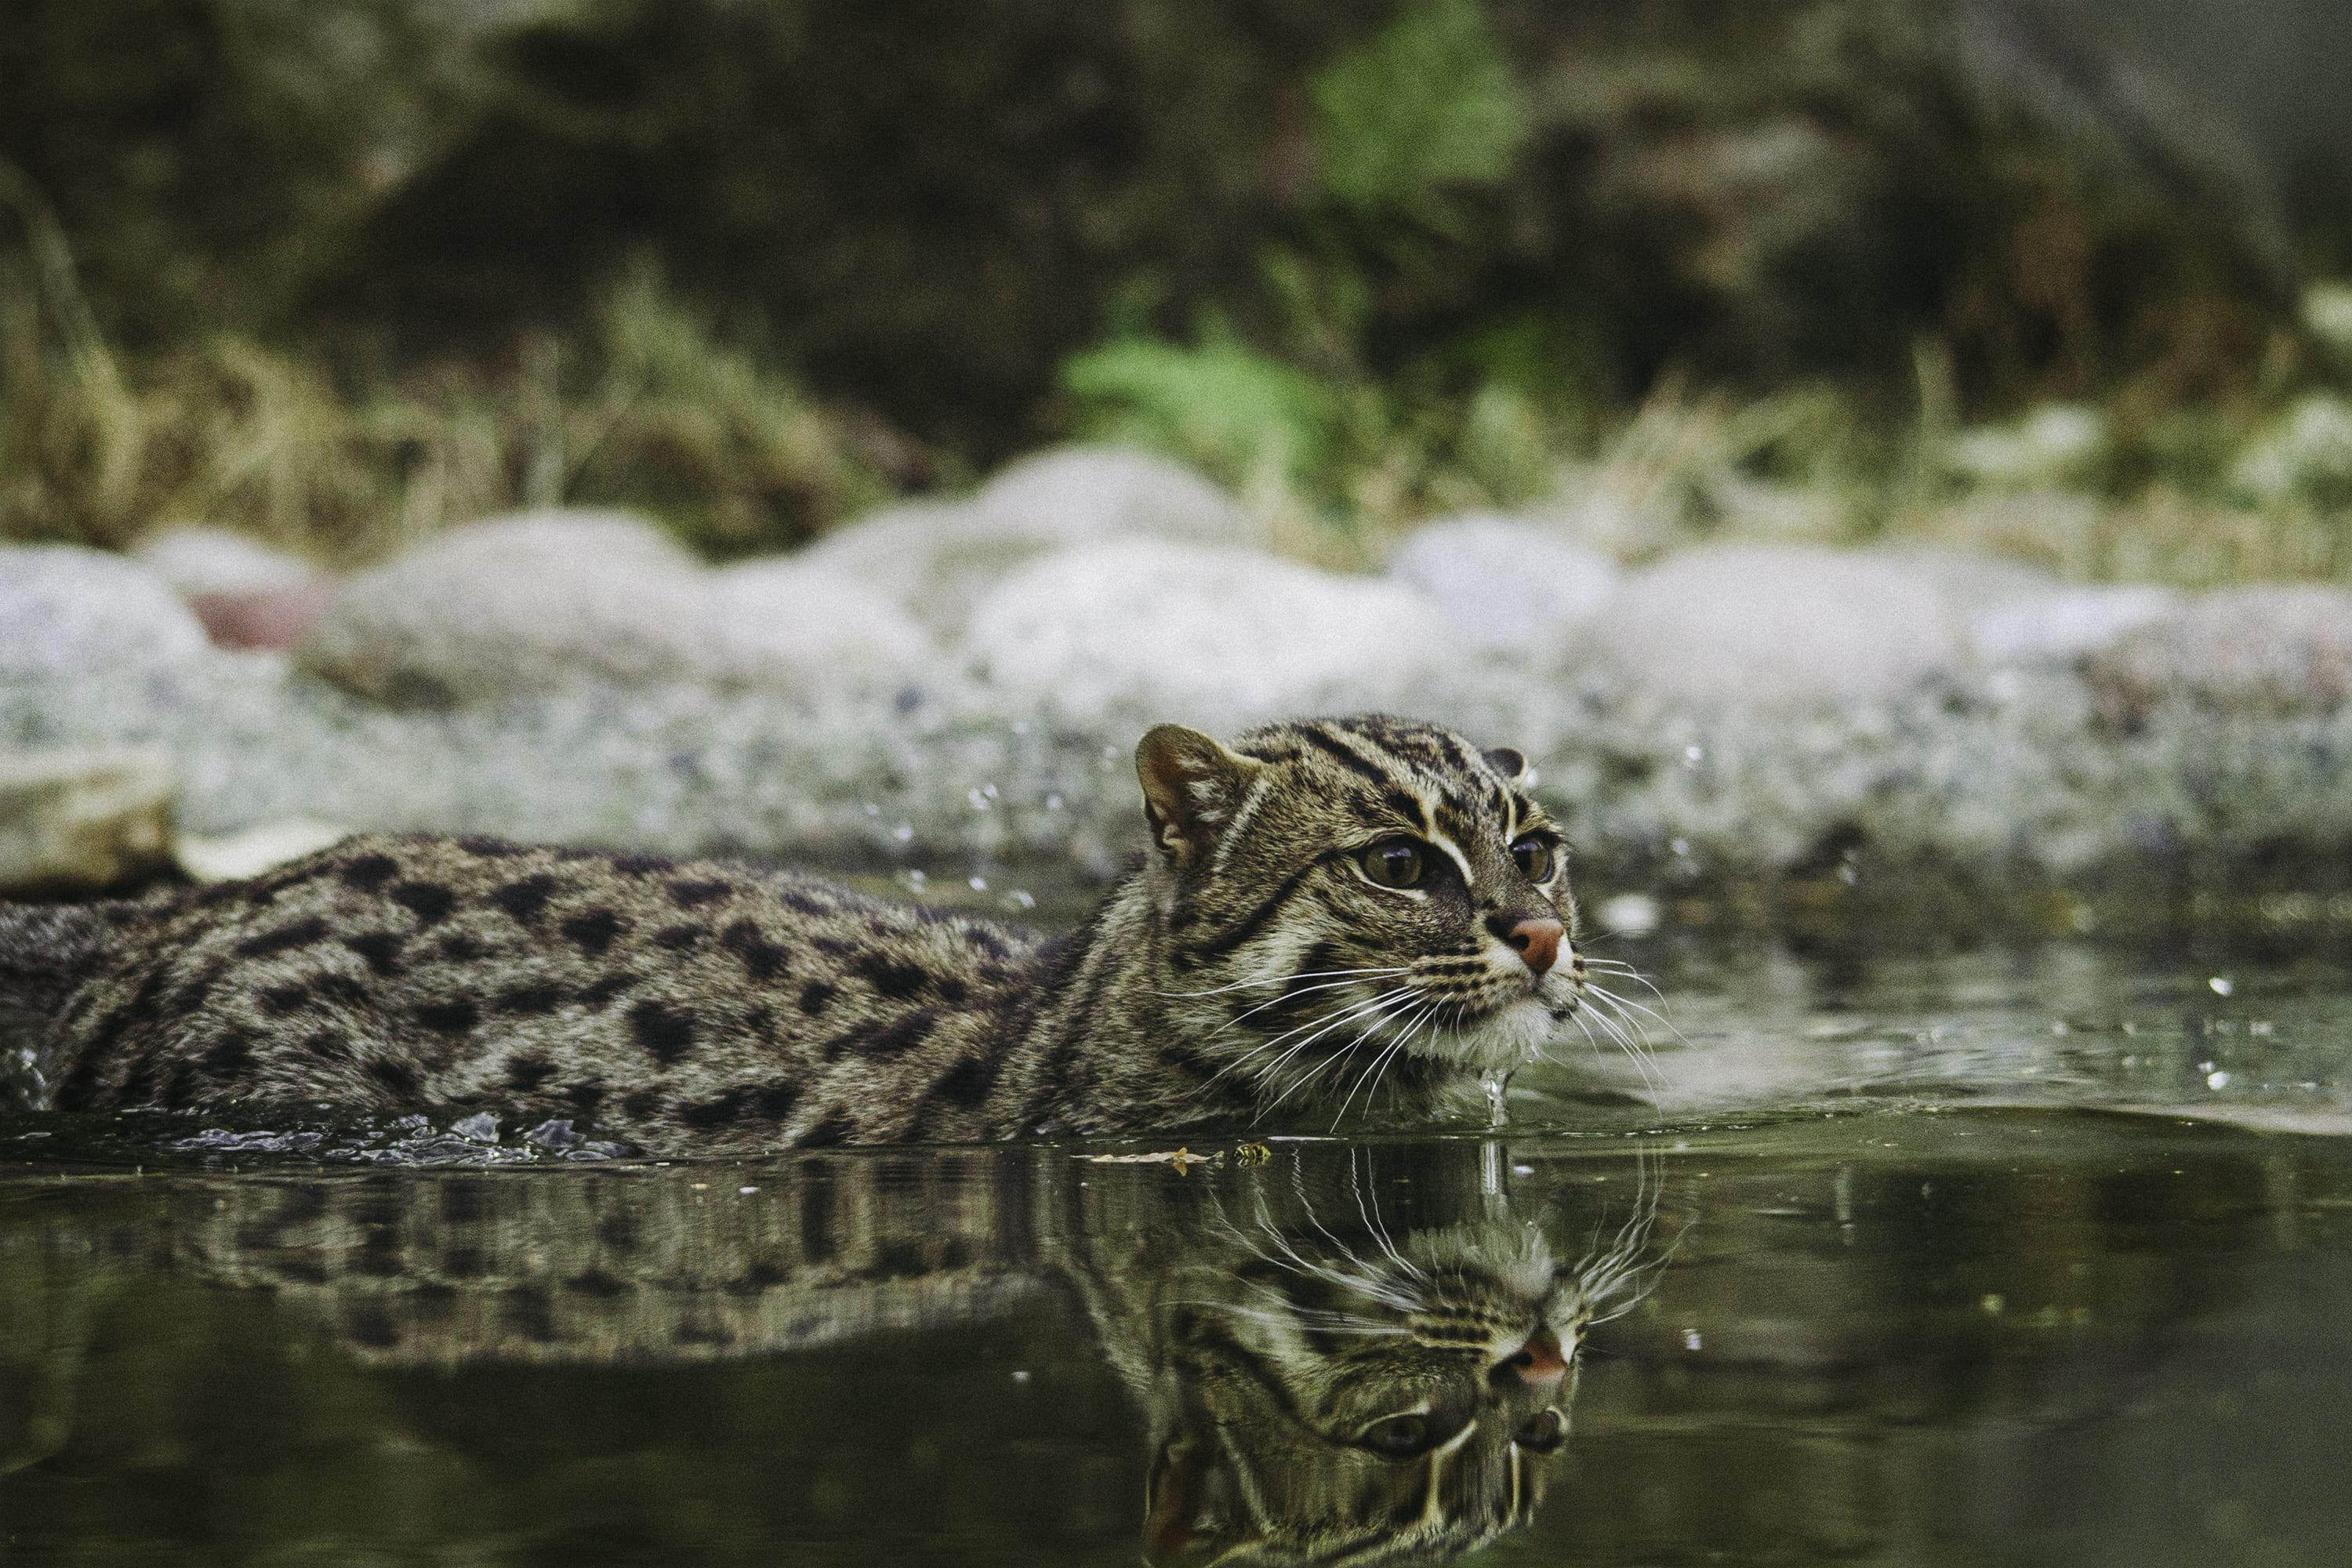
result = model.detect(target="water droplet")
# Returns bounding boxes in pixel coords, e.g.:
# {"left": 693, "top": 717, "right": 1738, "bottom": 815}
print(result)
{"left": 1682, "top": 1329, "right": 1703, "bottom": 1352}
{"left": 967, "top": 875, "right": 988, "bottom": 892}
{"left": 1044, "top": 793, "right": 1065, "bottom": 811}
{"left": 2206, "top": 1069, "right": 2232, "bottom": 1091}
{"left": 2209, "top": 976, "right": 2234, "bottom": 996}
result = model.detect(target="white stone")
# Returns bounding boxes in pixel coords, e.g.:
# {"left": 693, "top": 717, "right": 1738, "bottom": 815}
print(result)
{"left": 176, "top": 818, "right": 349, "bottom": 884}
{"left": 962, "top": 539, "right": 1447, "bottom": 724}
{"left": 1385, "top": 514, "right": 1621, "bottom": 652}
{"left": 971, "top": 445, "right": 1247, "bottom": 542}
{"left": 0, "top": 747, "right": 176, "bottom": 895}
{"left": 1969, "top": 583, "right": 2177, "bottom": 666}
{"left": 0, "top": 546, "right": 209, "bottom": 678}
{"left": 297, "top": 509, "right": 717, "bottom": 705}
{"left": 1873, "top": 543, "right": 2058, "bottom": 612}
{"left": 131, "top": 527, "right": 318, "bottom": 597}
{"left": 1584, "top": 544, "right": 1966, "bottom": 708}
{"left": 2086, "top": 583, "right": 2352, "bottom": 720}
{"left": 804, "top": 446, "right": 1250, "bottom": 631}
{"left": 706, "top": 557, "right": 939, "bottom": 688}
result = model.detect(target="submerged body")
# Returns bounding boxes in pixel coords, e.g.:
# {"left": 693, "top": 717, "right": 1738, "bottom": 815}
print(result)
{"left": 2, "top": 715, "right": 1589, "bottom": 1152}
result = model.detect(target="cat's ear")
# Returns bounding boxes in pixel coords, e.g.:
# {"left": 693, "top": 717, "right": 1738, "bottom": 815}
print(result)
{"left": 1136, "top": 724, "right": 1261, "bottom": 867}
{"left": 1142, "top": 1433, "right": 1259, "bottom": 1568}
{"left": 1483, "top": 745, "right": 1529, "bottom": 783}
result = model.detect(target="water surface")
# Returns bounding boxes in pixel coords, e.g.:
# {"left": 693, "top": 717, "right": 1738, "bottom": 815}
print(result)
{"left": 5, "top": 937, "right": 2351, "bottom": 1566}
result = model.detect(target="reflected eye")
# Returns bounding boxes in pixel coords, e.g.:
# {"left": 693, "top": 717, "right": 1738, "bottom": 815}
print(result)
{"left": 1510, "top": 836, "right": 1555, "bottom": 883}
{"left": 1359, "top": 1414, "right": 1436, "bottom": 1458}
{"left": 1356, "top": 838, "right": 1428, "bottom": 890}
{"left": 1512, "top": 1407, "right": 1567, "bottom": 1453}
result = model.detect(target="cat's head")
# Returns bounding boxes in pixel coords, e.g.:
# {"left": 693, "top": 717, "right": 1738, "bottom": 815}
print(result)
{"left": 1138, "top": 1187, "right": 1656, "bottom": 1566}
{"left": 1135, "top": 715, "right": 1583, "bottom": 1109}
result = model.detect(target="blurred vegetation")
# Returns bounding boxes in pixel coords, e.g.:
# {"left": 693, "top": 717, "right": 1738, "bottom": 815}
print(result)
{"left": 1, "top": 0, "right": 2348, "bottom": 576}
{"left": 0, "top": 235, "right": 894, "bottom": 560}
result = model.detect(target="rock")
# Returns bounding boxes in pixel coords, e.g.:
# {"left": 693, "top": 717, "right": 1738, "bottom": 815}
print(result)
{"left": 132, "top": 527, "right": 338, "bottom": 651}
{"left": 1584, "top": 545, "right": 1966, "bottom": 708}
{"left": 176, "top": 818, "right": 350, "bottom": 884}
{"left": 296, "top": 510, "right": 717, "bottom": 705}
{"left": 2230, "top": 394, "right": 2352, "bottom": 506}
{"left": 132, "top": 528, "right": 316, "bottom": 597}
{"left": 1871, "top": 543, "right": 2057, "bottom": 614}
{"left": 1386, "top": 514, "right": 1621, "bottom": 652}
{"left": 0, "top": 748, "right": 176, "bottom": 895}
{"left": 187, "top": 583, "right": 339, "bottom": 652}
{"left": 1969, "top": 584, "right": 2178, "bottom": 666}
{"left": 972, "top": 446, "right": 1247, "bottom": 543}
{"left": 0, "top": 546, "right": 208, "bottom": 679}
{"left": 963, "top": 540, "right": 1446, "bottom": 724}
{"left": 2085, "top": 585, "right": 2352, "bottom": 720}
{"left": 804, "top": 448, "right": 1250, "bottom": 630}
{"left": 705, "top": 558, "right": 939, "bottom": 688}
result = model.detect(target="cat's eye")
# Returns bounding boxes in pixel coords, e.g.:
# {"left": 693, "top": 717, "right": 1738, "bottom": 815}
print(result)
{"left": 1356, "top": 838, "right": 1428, "bottom": 890}
{"left": 1358, "top": 1413, "right": 1438, "bottom": 1458}
{"left": 1512, "top": 1408, "right": 1567, "bottom": 1453}
{"left": 1510, "top": 836, "right": 1556, "bottom": 883}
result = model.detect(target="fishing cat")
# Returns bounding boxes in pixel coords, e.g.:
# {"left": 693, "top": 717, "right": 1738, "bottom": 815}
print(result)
{"left": 1, "top": 1145, "right": 1664, "bottom": 1565}
{"left": 0, "top": 715, "right": 1595, "bottom": 1152}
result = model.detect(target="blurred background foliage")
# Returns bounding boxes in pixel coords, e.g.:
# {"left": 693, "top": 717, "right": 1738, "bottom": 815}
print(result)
{"left": 2, "top": 0, "right": 2349, "bottom": 565}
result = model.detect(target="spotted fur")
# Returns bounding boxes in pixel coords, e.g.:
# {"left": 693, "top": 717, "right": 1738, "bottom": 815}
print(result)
{"left": 3, "top": 716, "right": 1592, "bottom": 1152}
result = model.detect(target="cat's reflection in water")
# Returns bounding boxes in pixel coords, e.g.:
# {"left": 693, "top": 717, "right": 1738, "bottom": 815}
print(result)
{"left": 1120, "top": 1152, "right": 1662, "bottom": 1565}
{"left": 2, "top": 1142, "right": 1668, "bottom": 1566}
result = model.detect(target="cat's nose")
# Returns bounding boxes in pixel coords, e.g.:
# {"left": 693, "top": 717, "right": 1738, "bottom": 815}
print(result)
{"left": 1490, "top": 916, "right": 1563, "bottom": 978}
{"left": 1497, "top": 1326, "right": 1569, "bottom": 1386}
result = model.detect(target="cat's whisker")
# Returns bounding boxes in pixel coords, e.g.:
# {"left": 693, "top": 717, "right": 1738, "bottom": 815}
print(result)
{"left": 1580, "top": 960, "right": 1672, "bottom": 1007}
{"left": 1578, "top": 993, "right": 1665, "bottom": 1090}
{"left": 1347, "top": 1149, "right": 1428, "bottom": 1284}
{"left": 1214, "top": 971, "right": 1412, "bottom": 1036}
{"left": 1192, "top": 984, "right": 1420, "bottom": 1102}
{"left": 1254, "top": 990, "right": 1423, "bottom": 1120}
{"left": 1194, "top": 1301, "right": 1412, "bottom": 1337}
{"left": 1330, "top": 1011, "right": 1421, "bottom": 1130}
{"left": 1156, "top": 965, "right": 1408, "bottom": 1001}
{"left": 1583, "top": 984, "right": 1686, "bottom": 1083}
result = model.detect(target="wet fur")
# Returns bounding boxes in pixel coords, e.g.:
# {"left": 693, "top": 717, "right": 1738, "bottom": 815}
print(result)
{"left": 5, "top": 715, "right": 1589, "bottom": 1152}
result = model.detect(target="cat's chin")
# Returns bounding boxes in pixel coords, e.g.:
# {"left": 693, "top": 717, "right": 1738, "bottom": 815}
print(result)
{"left": 1408, "top": 993, "right": 1558, "bottom": 1076}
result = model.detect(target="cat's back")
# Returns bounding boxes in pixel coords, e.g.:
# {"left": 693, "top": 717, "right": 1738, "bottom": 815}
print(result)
{"left": 42, "top": 833, "right": 1044, "bottom": 1139}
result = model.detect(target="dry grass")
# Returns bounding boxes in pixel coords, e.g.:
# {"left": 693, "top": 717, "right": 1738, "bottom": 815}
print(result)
{"left": 5, "top": 145, "right": 2347, "bottom": 586}
{"left": 0, "top": 207, "right": 895, "bottom": 564}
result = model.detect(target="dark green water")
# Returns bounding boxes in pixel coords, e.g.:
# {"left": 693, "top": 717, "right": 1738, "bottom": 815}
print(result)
{"left": 5, "top": 938, "right": 2352, "bottom": 1566}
